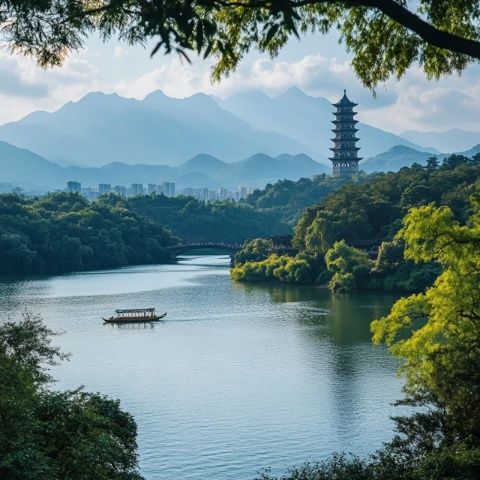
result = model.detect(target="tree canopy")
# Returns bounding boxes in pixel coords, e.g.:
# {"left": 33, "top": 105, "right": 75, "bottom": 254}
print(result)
{"left": 371, "top": 200, "right": 480, "bottom": 446}
{"left": 0, "top": 313, "right": 143, "bottom": 480}
{"left": 231, "top": 155, "right": 480, "bottom": 292}
{"left": 2, "top": 0, "right": 479, "bottom": 88}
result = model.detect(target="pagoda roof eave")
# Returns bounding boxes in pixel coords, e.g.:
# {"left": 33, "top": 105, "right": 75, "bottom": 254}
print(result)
{"left": 333, "top": 101, "right": 358, "bottom": 107}
{"left": 328, "top": 157, "right": 363, "bottom": 162}
{"left": 330, "top": 137, "right": 360, "bottom": 141}
{"left": 329, "top": 146, "right": 361, "bottom": 151}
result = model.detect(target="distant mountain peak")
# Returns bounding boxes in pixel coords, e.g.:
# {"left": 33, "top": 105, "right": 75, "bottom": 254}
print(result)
{"left": 184, "top": 92, "right": 218, "bottom": 107}
{"left": 77, "top": 91, "right": 120, "bottom": 102}
{"left": 386, "top": 144, "right": 424, "bottom": 154}
{"left": 283, "top": 85, "right": 308, "bottom": 97}
{"left": 184, "top": 153, "right": 227, "bottom": 167}
{"left": 143, "top": 89, "right": 167, "bottom": 100}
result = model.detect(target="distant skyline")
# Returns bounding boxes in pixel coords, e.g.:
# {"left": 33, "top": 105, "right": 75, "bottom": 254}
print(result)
{"left": 1, "top": 30, "right": 479, "bottom": 134}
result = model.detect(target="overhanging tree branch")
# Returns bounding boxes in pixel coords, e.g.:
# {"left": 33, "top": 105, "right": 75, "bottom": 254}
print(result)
{"left": 344, "top": 0, "right": 480, "bottom": 59}
{"left": 208, "top": 0, "right": 480, "bottom": 59}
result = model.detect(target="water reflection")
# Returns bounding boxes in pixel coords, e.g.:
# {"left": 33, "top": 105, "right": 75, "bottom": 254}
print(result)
{"left": 233, "top": 282, "right": 398, "bottom": 345}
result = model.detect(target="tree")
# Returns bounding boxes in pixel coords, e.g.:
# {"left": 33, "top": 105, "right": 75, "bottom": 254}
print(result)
{"left": 0, "top": 313, "right": 143, "bottom": 480}
{"left": 325, "top": 239, "right": 372, "bottom": 292}
{"left": 371, "top": 200, "right": 480, "bottom": 447}
{"left": 233, "top": 238, "right": 273, "bottom": 265}
{"left": 1, "top": 1, "right": 479, "bottom": 89}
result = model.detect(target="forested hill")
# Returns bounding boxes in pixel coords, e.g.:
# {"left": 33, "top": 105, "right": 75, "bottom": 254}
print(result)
{"left": 293, "top": 155, "right": 480, "bottom": 254}
{"left": 0, "top": 192, "right": 291, "bottom": 275}
{"left": 125, "top": 194, "right": 290, "bottom": 243}
{"left": 0, "top": 193, "right": 176, "bottom": 275}
{"left": 232, "top": 155, "right": 480, "bottom": 292}
{"left": 242, "top": 173, "right": 353, "bottom": 225}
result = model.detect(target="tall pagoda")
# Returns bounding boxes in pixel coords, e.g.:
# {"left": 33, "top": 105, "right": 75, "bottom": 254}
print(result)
{"left": 329, "top": 90, "right": 361, "bottom": 176}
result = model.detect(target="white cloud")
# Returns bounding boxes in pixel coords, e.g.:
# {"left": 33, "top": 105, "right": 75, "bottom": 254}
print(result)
{"left": 0, "top": 43, "right": 478, "bottom": 135}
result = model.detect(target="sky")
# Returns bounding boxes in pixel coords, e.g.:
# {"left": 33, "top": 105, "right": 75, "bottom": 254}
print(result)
{"left": 1, "top": 29, "right": 479, "bottom": 134}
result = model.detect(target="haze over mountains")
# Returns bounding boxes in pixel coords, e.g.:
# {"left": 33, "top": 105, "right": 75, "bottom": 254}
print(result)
{"left": 219, "top": 87, "right": 439, "bottom": 159}
{"left": 0, "top": 86, "right": 447, "bottom": 169}
{"left": 400, "top": 129, "right": 480, "bottom": 153}
{"left": 0, "top": 140, "right": 326, "bottom": 191}
{"left": 0, "top": 90, "right": 320, "bottom": 167}
{"left": 0, "top": 86, "right": 478, "bottom": 192}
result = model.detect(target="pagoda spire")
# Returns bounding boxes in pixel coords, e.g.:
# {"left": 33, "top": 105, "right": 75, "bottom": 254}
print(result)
{"left": 329, "top": 90, "right": 361, "bottom": 176}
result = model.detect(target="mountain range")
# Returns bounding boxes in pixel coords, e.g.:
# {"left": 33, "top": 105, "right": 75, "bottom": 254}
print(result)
{"left": 0, "top": 87, "right": 440, "bottom": 168}
{"left": 0, "top": 86, "right": 478, "bottom": 191}
{"left": 362, "top": 144, "right": 480, "bottom": 173}
{"left": 400, "top": 129, "right": 480, "bottom": 153}
{"left": 218, "top": 87, "right": 438, "bottom": 159}
{"left": 0, "top": 140, "right": 327, "bottom": 191}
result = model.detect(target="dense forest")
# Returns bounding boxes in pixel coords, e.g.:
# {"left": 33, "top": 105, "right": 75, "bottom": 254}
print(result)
{"left": 242, "top": 173, "right": 351, "bottom": 224}
{"left": 0, "top": 192, "right": 175, "bottom": 275}
{"left": 0, "top": 191, "right": 291, "bottom": 275}
{"left": 232, "top": 155, "right": 480, "bottom": 293}
{"left": 126, "top": 194, "right": 290, "bottom": 243}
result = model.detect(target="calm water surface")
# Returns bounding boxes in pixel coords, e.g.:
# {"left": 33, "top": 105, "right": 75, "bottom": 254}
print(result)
{"left": 0, "top": 255, "right": 403, "bottom": 479}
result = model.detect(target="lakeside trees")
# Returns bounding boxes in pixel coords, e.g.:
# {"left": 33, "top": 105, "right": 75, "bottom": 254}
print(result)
{"left": 232, "top": 155, "right": 480, "bottom": 293}
{"left": 255, "top": 189, "right": 480, "bottom": 480}
{"left": 0, "top": 313, "right": 143, "bottom": 480}
{"left": 0, "top": 192, "right": 175, "bottom": 275}
{"left": 0, "top": 191, "right": 290, "bottom": 275}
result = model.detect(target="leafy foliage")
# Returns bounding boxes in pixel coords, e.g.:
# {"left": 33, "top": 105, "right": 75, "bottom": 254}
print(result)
{"left": 325, "top": 240, "right": 371, "bottom": 293}
{"left": 231, "top": 253, "right": 318, "bottom": 284}
{"left": 0, "top": 313, "right": 143, "bottom": 480}
{"left": 243, "top": 174, "right": 350, "bottom": 225}
{"left": 371, "top": 200, "right": 480, "bottom": 446}
{"left": 126, "top": 193, "right": 290, "bottom": 243}
{"left": 232, "top": 155, "right": 479, "bottom": 292}
{"left": 0, "top": 192, "right": 175, "bottom": 274}
{"left": 2, "top": 1, "right": 480, "bottom": 89}
{"left": 233, "top": 238, "right": 273, "bottom": 265}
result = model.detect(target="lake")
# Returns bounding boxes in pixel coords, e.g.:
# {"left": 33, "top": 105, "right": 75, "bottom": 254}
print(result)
{"left": 0, "top": 255, "right": 403, "bottom": 479}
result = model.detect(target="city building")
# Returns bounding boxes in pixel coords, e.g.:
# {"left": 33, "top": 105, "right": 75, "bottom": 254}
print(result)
{"left": 81, "top": 187, "right": 98, "bottom": 201}
{"left": 148, "top": 183, "right": 158, "bottom": 195}
{"left": 114, "top": 185, "right": 127, "bottom": 196}
{"left": 130, "top": 183, "right": 144, "bottom": 196}
{"left": 98, "top": 183, "right": 111, "bottom": 194}
{"left": 217, "top": 187, "right": 229, "bottom": 200}
{"left": 67, "top": 181, "right": 81, "bottom": 193}
{"left": 329, "top": 90, "right": 362, "bottom": 176}
{"left": 162, "top": 182, "right": 175, "bottom": 197}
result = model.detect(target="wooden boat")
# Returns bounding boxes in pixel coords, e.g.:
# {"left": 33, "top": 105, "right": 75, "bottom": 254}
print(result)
{"left": 103, "top": 308, "right": 167, "bottom": 324}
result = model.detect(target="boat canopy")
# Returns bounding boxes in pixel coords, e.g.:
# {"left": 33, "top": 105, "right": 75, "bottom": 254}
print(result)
{"left": 115, "top": 308, "right": 155, "bottom": 314}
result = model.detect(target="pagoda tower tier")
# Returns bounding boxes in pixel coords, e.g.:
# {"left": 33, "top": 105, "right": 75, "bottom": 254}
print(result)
{"left": 329, "top": 90, "right": 362, "bottom": 176}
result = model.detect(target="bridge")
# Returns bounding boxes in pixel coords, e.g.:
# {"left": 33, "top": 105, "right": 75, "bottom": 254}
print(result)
{"left": 167, "top": 242, "right": 297, "bottom": 258}
{"left": 167, "top": 242, "right": 242, "bottom": 257}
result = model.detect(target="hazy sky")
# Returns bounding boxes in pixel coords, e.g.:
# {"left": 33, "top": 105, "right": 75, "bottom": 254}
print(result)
{"left": 1, "top": 30, "right": 479, "bottom": 134}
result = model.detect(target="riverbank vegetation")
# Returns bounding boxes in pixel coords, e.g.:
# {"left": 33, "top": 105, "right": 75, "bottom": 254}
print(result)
{"left": 0, "top": 191, "right": 290, "bottom": 275}
{"left": 126, "top": 194, "right": 290, "bottom": 243}
{"left": 0, "top": 192, "right": 176, "bottom": 275}
{"left": 257, "top": 198, "right": 480, "bottom": 479}
{"left": 0, "top": 313, "right": 143, "bottom": 479}
{"left": 233, "top": 155, "right": 480, "bottom": 293}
